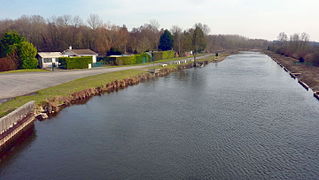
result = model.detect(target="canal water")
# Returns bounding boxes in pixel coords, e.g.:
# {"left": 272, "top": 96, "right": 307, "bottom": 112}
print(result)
{"left": 1, "top": 52, "right": 319, "bottom": 179}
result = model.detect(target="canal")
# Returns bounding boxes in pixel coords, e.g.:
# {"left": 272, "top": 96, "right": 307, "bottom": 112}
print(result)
{"left": 1, "top": 52, "right": 319, "bottom": 179}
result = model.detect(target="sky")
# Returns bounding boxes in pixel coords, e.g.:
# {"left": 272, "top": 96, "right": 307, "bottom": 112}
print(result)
{"left": 0, "top": 0, "right": 318, "bottom": 41}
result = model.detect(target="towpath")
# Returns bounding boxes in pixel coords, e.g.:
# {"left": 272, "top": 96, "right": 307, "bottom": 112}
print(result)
{"left": 0, "top": 55, "right": 211, "bottom": 100}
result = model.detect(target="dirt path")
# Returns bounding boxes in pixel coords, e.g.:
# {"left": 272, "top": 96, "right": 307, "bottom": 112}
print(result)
{"left": 0, "top": 55, "right": 211, "bottom": 100}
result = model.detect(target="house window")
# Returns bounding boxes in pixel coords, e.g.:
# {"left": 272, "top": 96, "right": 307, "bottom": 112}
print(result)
{"left": 43, "top": 58, "right": 52, "bottom": 63}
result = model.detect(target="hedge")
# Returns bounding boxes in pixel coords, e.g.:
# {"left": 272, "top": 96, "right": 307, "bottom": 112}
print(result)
{"left": 110, "top": 51, "right": 174, "bottom": 65}
{"left": 152, "top": 50, "right": 175, "bottom": 61}
{"left": 59, "top": 56, "right": 93, "bottom": 69}
{"left": 135, "top": 53, "right": 151, "bottom": 64}
{"left": 0, "top": 57, "right": 18, "bottom": 72}
{"left": 114, "top": 53, "right": 151, "bottom": 65}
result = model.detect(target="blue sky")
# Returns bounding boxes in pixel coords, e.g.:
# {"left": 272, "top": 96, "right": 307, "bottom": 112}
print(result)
{"left": 1, "top": 0, "right": 318, "bottom": 41}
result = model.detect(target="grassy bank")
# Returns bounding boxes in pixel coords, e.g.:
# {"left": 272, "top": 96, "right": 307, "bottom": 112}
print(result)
{"left": 0, "top": 53, "right": 229, "bottom": 118}
{"left": 0, "top": 69, "right": 146, "bottom": 117}
{"left": 105, "top": 56, "right": 196, "bottom": 68}
{"left": 0, "top": 69, "right": 49, "bottom": 74}
{"left": 265, "top": 50, "right": 319, "bottom": 91}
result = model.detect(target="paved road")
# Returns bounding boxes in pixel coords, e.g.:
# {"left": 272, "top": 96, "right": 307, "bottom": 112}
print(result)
{"left": 0, "top": 55, "right": 212, "bottom": 100}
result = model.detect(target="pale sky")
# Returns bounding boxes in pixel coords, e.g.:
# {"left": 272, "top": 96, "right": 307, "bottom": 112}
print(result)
{"left": 0, "top": 0, "right": 318, "bottom": 41}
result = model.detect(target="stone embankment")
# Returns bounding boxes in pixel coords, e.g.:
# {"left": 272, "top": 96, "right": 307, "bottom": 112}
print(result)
{"left": 37, "top": 62, "right": 200, "bottom": 119}
{"left": 265, "top": 51, "right": 319, "bottom": 100}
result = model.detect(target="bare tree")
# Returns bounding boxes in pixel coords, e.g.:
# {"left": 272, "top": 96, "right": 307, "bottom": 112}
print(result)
{"left": 277, "top": 32, "right": 288, "bottom": 42}
{"left": 87, "top": 14, "right": 103, "bottom": 30}
{"left": 171, "top": 25, "right": 182, "bottom": 56}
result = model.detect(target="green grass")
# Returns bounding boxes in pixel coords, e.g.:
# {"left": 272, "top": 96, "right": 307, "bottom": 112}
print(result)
{"left": 0, "top": 53, "right": 226, "bottom": 117}
{"left": 105, "top": 55, "right": 207, "bottom": 68}
{"left": 0, "top": 69, "right": 146, "bottom": 117}
{"left": 0, "top": 69, "right": 49, "bottom": 74}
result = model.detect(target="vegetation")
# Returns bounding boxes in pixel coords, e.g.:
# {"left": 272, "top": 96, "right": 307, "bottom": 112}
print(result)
{"left": 152, "top": 50, "right": 175, "bottom": 61}
{"left": 110, "top": 53, "right": 151, "bottom": 65}
{"left": 0, "top": 31, "right": 38, "bottom": 70}
{"left": 59, "top": 56, "right": 93, "bottom": 69}
{"left": 158, "top": 29, "right": 173, "bottom": 51}
{"left": 0, "top": 69, "right": 146, "bottom": 117}
{"left": 269, "top": 32, "right": 319, "bottom": 66}
{"left": 0, "top": 69, "right": 48, "bottom": 74}
{"left": 0, "top": 15, "right": 268, "bottom": 57}
{"left": 18, "top": 41, "right": 38, "bottom": 69}
{"left": 0, "top": 52, "right": 228, "bottom": 117}
{"left": 0, "top": 56, "right": 19, "bottom": 72}
{"left": 192, "top": 24, "right": 207, "bottom": 62}
{"left": 0, "top": 31, "right": 25, "bottom": 57}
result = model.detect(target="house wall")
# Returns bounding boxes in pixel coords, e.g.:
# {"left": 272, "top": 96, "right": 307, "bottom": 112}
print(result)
{"left": 40, "top": 57, "right": 60, "bottom": 69}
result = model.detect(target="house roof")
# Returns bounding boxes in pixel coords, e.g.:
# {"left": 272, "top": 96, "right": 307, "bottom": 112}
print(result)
{"left": 63, "top": 49, "right": 98, "bottom": 56}
{"left": 38, "top": 52, "right": 63, "bottom": 58}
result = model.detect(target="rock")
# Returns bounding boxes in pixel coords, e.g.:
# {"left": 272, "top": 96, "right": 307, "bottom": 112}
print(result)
{"left": 36, "top": 113, "right": 49, "bottom": 121}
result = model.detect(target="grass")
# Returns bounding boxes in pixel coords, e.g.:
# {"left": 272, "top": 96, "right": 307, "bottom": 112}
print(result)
{"left": 0, "top": 69, "right": 146, "bottom": 117}
{"left": 104, "top": 55, "right": 208, "bottom": 68}
{"left": 0, "top": 53, "right": 227, "bottom": 117}
{"left": 0, "top": 69, "right": 49, "bottom": 74}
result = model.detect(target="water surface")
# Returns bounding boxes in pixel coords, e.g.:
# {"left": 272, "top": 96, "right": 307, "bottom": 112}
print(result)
{"left": 1, "top": 52, "right": 319, "bottom": 179}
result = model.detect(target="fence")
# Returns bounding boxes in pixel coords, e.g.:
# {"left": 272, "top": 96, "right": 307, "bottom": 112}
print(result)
{"left": 0, "top": 101, "right": 35, "bottom": 135}
{"left": 92, "top": 62, "right": 105, "bottom": 68}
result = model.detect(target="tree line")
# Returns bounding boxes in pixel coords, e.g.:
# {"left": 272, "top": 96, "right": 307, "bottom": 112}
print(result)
{"left": 269, "top": 32, "right": 319, "bottom": 66}
{"left": 0, "top": 14, "right": 268, "bottom": 56}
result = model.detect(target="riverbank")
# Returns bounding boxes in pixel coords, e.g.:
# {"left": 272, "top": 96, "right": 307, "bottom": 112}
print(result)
{"left": 264, "top": 51, "right": 319, "bottom": 92}
{"left": 3, "top": 51, "right": 319, "bottom": 180}
{"left": 0, "top": 53, "right": 229, "bottom": 119}
{"left": 0, "top": 54, "right": 215, "bottom": 100}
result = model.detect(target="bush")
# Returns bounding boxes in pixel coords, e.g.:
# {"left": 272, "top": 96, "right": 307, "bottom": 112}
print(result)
{"left": 0, "top": 56, "right": 18, "bottom": 72}
{"left": 115, "top": 56, "right": 136, "bottom": 65}
{"left": 18, "top": 41, "right": 38, "bottom": 69}
{"left": 162, "top": 50, "right": 175, "bottom": 59}
{"left": 0, "top": 31, "right": 25, "bottom": 57}
{"left": 135, "top": 53, "right": 151, "bottom": 64}
{"left": 59, "top": 56, "right": 93, "bottom": 69}
{"left": 307, "top": 53, "right": 319, "bottom": 66}
{"left": 114, "top": 53, "right": 151, "bottom": 65}
{"left": 152, "top": 50, "right": 175, "bottom": 61}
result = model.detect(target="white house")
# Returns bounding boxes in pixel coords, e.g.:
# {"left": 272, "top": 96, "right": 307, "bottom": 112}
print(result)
{"left": 37, "top": 52, "right": 64, "bottom": 68}
{"left": 62, "top": 46, "right": 98, "bottom": 63}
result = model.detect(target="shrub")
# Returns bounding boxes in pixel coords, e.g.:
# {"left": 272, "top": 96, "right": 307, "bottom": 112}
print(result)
{"left": 135, "top": 53, "right": 151, "bottom": 64}
{"left": 308, "top": 53, "right": 319, "bottom": 66}
{"left": 18, "top": 41, "right": 38, "bottom": 69}
{"left": 0, "top": 56, "right": 18, "bottom": 72}
{"left": 0, "top": 31, "right": 25, "bottom": 57}
{"left": 115, "top": 56, "right": 135, "bottom": 65}
{"left": 152, "top": 50, "right": 175, "bottom": 61}
{"left": 59, "top": 56, "right": 93, "bottom": 69}
{"left": 114, "top": 53, "right": 151, "bottom": 65}
{"left": 162, "top": 50, "right": 175, "bottom": 59}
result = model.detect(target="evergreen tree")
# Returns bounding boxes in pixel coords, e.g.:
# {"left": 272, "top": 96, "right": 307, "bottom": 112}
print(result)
{"left": 0, "top": 31, "right": 25, "bottom": 57}
{"left": 18, "top": 41, "right": 38, "bottom": 69}
{"left": 158, "top": 29, "right": 173, "bottom": 51}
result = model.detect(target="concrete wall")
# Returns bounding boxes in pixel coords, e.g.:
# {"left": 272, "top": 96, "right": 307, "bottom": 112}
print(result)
{"left": 0, "top": 101, "right": 35, "bottom": 134}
